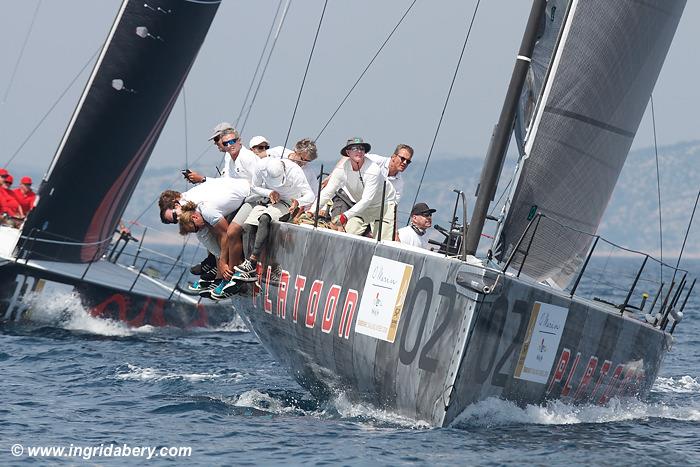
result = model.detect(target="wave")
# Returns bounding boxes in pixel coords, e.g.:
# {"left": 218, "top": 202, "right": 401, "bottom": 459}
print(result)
{"left": 211, "top": 315, "right": 249, "bottom": 333}
{"left": 21, "top": 291, "right": 152, "bottom": 337}
{"left": 115, "top": 363, "right": 243, "bottom": 383}
{"left": 450, "top": 396, "right": 700, "bottom": 428}
{"left": 653, "top": 375, "right": 700, "bottom": 394}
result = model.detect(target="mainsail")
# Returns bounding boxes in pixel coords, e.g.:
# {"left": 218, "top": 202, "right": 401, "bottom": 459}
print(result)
{"left": 494, "top": 0, "right": 685, "bottom": 288}
{"left": 19, "top": 0, "right": 220, "bottom": 262}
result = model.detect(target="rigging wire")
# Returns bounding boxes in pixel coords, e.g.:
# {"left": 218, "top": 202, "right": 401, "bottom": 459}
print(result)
{"left": 671, "top": 186, "right": 699, "bottom": 284}
{"left": 650, "top": 96, "right": 663, "bottom": 282}
{"left": 410, "top": 0, "right": 482, "bottom": 214}
{"left": 2, "top": 0, "right": 42, "bottom": 105}
{"left": 314, "top": 0, "right": 419, "bottom": 141}
{"left": 240, "top": 0, "right": 292, "bottom": 134}
{"left": 4, "top": 47, "right": 100, "bottom": 168}
{"left": 182, "top": 86, "right": 190, "bottom": 194}
{"left": 234, "top": 0, "right": 285, "bottom": 128}
{"left": 281, "top": 0, "right": 329, "bottom": 150}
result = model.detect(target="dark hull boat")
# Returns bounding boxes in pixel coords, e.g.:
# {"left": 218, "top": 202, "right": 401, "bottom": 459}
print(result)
{"left": 0, "top": 0, "right": 232, "bottom": 328}
{"left": 231, "top": 0, "right": 695, "bottom": 425}
{"left": 233, "top": 224, "right": 672, "bottom": 426}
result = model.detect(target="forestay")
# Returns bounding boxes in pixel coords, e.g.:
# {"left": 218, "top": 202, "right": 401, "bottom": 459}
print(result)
{"left": 494, "top": 0, "right": 685, "bottom": 288}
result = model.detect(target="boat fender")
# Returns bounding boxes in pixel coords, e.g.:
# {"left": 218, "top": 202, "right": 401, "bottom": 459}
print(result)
{"left": 669, "top": 308, "right": 683, "bottom": 323}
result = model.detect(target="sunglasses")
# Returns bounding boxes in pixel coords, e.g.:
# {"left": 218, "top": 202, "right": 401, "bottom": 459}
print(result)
{"left": 253, "top": 145, "right": 270, "bottom": 151}
{"left": 171, "top": 210, "right": 178, "bottom": 224}
{"left": 222, "top": 138, "right": 238, "bottom": 147}
{"left": 396, "top": 155, "right": 412, "bottom": 165}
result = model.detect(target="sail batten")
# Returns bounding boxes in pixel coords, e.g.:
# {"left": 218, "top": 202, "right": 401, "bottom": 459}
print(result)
{"left": 19, "top": 0, "right": 220, "bottom": 263}
{"left": 496, "top": 0, "right": 686, "bottom": 288}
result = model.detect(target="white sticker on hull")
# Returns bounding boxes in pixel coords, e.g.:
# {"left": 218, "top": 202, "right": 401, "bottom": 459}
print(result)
{"left": 354, "top": 256, "right": 413, "bottom": 343}
{"left": 514, "top": 302, "right": 569, "bottom": 384}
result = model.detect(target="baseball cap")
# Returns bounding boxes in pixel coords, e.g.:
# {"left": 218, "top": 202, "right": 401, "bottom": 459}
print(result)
{"left": 249, "top": 136, "right": 269, "bottom": 148}
{"left": 21, "top": 176, "right": 32, "bottom": 185}
{"left": 208, "top": 122, "right": 234, "bottom": 141}
{"left": 410, "top": 202, "right": 436, "bottom": 216}
{"left": 0, "top": 168, "right": 8, "bottom": 177}
{"left": 260, "top": 158, "right": 286, "bottom": 189}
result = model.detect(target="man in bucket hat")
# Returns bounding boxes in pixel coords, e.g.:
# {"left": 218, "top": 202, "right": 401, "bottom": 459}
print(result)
{"left": 398, "top": 202, "right": 436, "bottom": 249}
{"left": 311, "top": 137, "right": 396, "bottom": 239}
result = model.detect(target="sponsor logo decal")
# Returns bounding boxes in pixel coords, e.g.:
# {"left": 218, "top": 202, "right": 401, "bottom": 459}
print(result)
{"left": 514, "top": 302, "right": 568, "bottom": 383}
{"left": 354, "top": 256, "right": 413, "bottom": 343}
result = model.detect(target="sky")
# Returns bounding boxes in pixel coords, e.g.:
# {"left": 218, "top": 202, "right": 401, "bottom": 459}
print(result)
{"left": 1, "top": 0, "right": 698, "bottom": 182}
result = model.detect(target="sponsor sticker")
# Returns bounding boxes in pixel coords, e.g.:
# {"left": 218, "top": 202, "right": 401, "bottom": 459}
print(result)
{"left": 514, "top": 302, "right": 569, "bottom": 384}
{"left": 354, "top": 256, "right": 413, "bottom": 342}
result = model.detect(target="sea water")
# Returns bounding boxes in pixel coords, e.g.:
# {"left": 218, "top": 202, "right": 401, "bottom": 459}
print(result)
{"left": 2, "top": 260, "right": 698, "bottom": 465}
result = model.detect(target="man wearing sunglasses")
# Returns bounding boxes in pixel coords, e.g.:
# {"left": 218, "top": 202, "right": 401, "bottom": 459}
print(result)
{"left": 184, "top": 121, "right": 233, "bottom": 184}
{"left": 398, "top": 202, "right": 436, "bottom": 249}
{"left": 312, "top": 137, "right": 395, "bottom": 239}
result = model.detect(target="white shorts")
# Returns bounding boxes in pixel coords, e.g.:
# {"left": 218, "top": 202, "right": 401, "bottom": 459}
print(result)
{"left": 231, "top": 202, "right": 254, "bottom": 227}
{"left": 245, "top": 202, "right": 290, "bottom": 226}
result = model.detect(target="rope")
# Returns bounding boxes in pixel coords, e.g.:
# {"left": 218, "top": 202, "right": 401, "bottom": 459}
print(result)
{"left": 314, "top": 0, "right": 419, "bottom": 140}
{"left": 4, "top": 47, "right": 100, "bottom": 168}
{"left": 235, "top": 0, "right": 285, "bottom": 128}
{"left": 282, "top": 0, "right": 329, "bottom": 150}
{"left": 240, "top": 0, "right": 292, "bottom": 134}
{"left": 410, "top": 0, "right": 482, "bottom": 214}
{"left": 651, "top": 96, "right": 663, "bottom": 282}
{"left": 2, "top": 0, "right": 42, "bottom": 104}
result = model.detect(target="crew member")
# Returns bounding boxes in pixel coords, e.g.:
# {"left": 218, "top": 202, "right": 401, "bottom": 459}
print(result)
{"left": 398, "top": 202, "right": 436, "bottom": 249}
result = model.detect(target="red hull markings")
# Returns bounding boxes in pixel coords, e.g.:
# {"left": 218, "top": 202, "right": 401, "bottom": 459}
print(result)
{"left": 305, "top": 280, "right": 324, "bottom": 328}
{"left": 547, "top": 348, "right": 645, "bottom": 402}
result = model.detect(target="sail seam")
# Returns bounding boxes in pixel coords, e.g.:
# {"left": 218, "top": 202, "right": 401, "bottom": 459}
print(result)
{"left": 544, "top": 106, "right": 635, "bottom": 138}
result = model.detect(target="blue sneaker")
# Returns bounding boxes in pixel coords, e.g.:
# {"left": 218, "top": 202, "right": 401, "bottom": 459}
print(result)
{"left": 233, "top": 270, "right": 258, "bottom": 283}
{"left": 211, "top": 279, "right": 242, "bottom": 300}
{"left": 188, "top": 279, "right": 213, "bottom": 292}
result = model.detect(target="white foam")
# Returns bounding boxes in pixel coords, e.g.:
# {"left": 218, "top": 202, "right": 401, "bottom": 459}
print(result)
{"left": 653, "top": 375, "right": 700, "bottom": 394}
{"left": 234, "top": 389, "right": 297, "bottom": 414}
{"left": 451, "top": 396, "right": 700, "bottom": 428}
{"left": 115, "top": 363, "right": 241, "bottom": 382}
{"left": 23, "top": 291, "right": 146, "bottom": 337}
{"left": 213, "top": 315, "right": 249, "bottom": 332}
{"left": 328, "top": 393, "right": 431, "bottom": 429}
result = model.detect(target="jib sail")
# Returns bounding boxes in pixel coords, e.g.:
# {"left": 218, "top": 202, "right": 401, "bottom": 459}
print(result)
{"left": 19, "top": 0, "right": 220, "bottom": 262}
{"left": 494, "top": 0, "right": 685, "bottom": 288}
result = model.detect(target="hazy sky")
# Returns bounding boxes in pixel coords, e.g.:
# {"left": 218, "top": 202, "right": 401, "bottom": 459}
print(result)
{"left": 1, "top": 0, "right": 698, "bottom": 182}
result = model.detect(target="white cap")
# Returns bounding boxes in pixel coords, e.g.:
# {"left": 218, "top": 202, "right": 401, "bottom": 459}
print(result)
{"left": 260, "top": 158, "right": 286, "bottom": 188}
{"left": 249, "top": 135, "right": 269, "bottom": 148}
{"left": 208, "top": 122, "right": 234, "bottom": 140}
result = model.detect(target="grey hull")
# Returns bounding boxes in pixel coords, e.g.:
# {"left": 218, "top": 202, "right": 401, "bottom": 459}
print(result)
{"left": 232, "top": 223, "right": 671, "bottom": 426}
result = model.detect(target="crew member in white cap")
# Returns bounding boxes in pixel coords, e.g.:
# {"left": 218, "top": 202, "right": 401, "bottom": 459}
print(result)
{"left": 249, "top": 136, "right": 271, "bottom": 158}
{"left": 398, "top": 202, "right": 436, "bottom": 249}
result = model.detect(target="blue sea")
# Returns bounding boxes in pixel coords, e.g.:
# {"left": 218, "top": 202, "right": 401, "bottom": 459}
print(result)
{"left": 2, "top": 259, "right": 699, "bottom": 466}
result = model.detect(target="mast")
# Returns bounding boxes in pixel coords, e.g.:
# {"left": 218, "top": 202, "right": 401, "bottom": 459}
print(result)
{"left": 464, "top": 0, "right": 547, "bottom": 255}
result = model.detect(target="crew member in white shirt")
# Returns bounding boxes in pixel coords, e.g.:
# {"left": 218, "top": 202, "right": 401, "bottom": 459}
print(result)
{"left": 174, "top": 178, "right": 251, "bottom": 279}
{"left": 366, "top": 143, "right": 413, "bottom": 239}
{"left": 229, "top": 158, "right": 314, "bottom": 285}
{"left": 398, "top": 202, "right": 436, "bottom": 249}
{"left": 312, "top": 137, "right": 395, "bottom": 239}
{"left": 184, "top": 121, "right": 233, "bottom": 183}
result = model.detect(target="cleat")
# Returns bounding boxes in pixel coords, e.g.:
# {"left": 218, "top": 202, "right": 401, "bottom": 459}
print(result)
{"left": 233, "top": 270, "right": 258, "bottom": 283}
{"left": 234, "top": 258, "right": 257, "bottom": 274}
